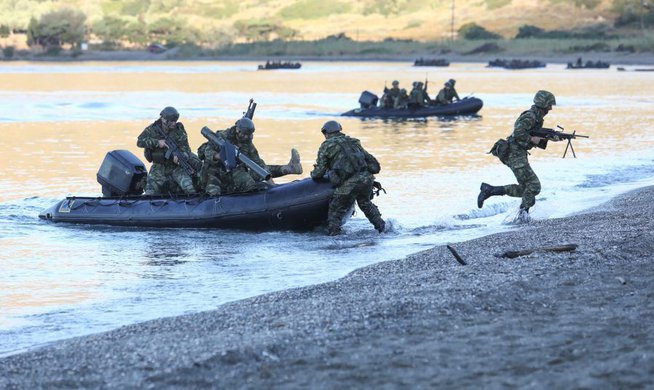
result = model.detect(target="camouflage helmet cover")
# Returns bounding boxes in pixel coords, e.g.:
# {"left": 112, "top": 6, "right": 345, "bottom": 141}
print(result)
{"left": 533, "top": 90, "right": 556, "bottom": 108}
{"left": 160, "top": 106, "right": 179, "bottom": 121}
{"left": 321, "top": 120, "right": 342, "bottom": 134}
{"left": 448, "top": 78, "right": 456, "bottom": 85}
{"left": 235, "top": 117, "right": 255, "bottom": 134}
{"left": 392, "top": 80, "right": 399, "bottom": 86}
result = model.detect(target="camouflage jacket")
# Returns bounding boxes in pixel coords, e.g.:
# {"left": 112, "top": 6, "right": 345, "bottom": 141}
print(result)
{"left": 508, "top": 105, "right": 545, "bottom": 151}
{"left": 310, "top": 133, "right": 380, "bottom": 184}
{"left": 435, "top": 87, "right": 460, "bottom": 104}
{"left": 137, "top": 120, "right": 192, "bottom": 166}
{"left": 408, "top": 87, "right": 430, "bottom": 105}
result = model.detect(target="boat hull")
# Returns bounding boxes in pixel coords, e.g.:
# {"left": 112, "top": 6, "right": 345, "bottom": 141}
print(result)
{"left": 341, "top": 97, "right": 483, "bottom": 119}
{"left": 39, "top": 178, "right": 334, "bottom": 231}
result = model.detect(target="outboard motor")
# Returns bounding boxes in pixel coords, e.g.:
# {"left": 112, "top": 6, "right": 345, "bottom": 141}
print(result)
{"left": 358, "top": 91, "right": 379, "bottom": 109}
{"left": 97, "top": 150, "right": 148, "bottom": 197}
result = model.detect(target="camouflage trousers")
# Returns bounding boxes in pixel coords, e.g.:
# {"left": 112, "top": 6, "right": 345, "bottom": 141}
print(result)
{"left": 144, "top": 163, "right": 196, "bottom": 195}
{"left": 502, "top": 149, "right": 541, "bottom": 209}
{"left": 203, "top": 165, "right": 267, "bottom": 195}
{"left": 328, "top": 173, "right": 384, "bottom": 233}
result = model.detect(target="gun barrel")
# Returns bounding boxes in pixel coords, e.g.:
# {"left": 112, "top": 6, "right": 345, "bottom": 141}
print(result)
{"left": 201, "top": 126, "right": 272, "bottom": 181}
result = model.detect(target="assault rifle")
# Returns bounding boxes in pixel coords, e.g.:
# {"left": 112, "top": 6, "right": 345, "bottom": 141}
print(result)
{"left": 243, "top": 98, "right": 257, "bottom": 120}
{"left": 532, "top": 125, "right": 589, "bottom": 158}
{"left": 153, "top": 123, "right": 195, "bottom": 175}
{"left": 200, "top": 126, "right": 271, "bottom": 181}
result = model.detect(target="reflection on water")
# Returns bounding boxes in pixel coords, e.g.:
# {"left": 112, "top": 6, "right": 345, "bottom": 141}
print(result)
{"left": 1, "top": 61, "right": 654, "bottom": 356}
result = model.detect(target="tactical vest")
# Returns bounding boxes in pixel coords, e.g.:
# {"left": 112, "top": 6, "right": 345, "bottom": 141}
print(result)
{"left": 330, "top": 136, "right": 368, "bottom": 183}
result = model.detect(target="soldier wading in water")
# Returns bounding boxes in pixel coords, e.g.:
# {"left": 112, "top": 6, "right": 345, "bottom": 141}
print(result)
{"left": 310, "top": 120, "right": 385, "bottom": 236}
{"left": 477, "top": 90, "right": 561, "bottom": 221}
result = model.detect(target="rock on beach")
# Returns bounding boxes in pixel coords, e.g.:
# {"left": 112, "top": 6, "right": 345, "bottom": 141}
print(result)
{"left": 1, "top": 186, "right": 654, "bottom": 388}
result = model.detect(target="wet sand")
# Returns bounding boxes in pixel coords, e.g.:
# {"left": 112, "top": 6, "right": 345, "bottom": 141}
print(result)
{"left": 1, "top": 186, "right": 653, "bottom": 388}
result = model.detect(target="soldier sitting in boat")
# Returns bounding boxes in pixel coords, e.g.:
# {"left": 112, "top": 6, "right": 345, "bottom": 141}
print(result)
{"left": 137, "top": 106, "right": 201, "bottom": 196}
{"left": 394, "top": 88, "right": 409, "bottom": 109}
{"left": 434, "top": 79, "right": 461, "bottom": 105}
{"left": 199, "top": 117, "right": 303, "bottom": 196}
{"left": 408, "top": 81, "right": 431, "bottom": 109}
{"left": 380, "top": 80, "right": 401, "bottom": 109}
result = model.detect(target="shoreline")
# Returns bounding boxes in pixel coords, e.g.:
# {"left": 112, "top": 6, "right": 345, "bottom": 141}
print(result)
{"left": 3, "top": 50, "right": 654, "bottom": 66}
{"left": 1, "top": 185, "right": 653, "bottom": 388}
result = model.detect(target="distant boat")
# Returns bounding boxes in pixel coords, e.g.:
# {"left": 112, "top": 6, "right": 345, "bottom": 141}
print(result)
{"left": 341, "top": 91, "right": 483, "bottom": 119}
{"left": 618, "top": 67, "right": 654, "bottom": 72}
{"left": 566, "top": 59, "right": 610, "bottom": 69}
{"left": 487, "top": 58, "right": 546, "bottom": 70}
{"left": 257, "top": 61, "right": 302, "bottom": 70}
{"left": 413, "top": 58, "right": 450, "bottom": 67}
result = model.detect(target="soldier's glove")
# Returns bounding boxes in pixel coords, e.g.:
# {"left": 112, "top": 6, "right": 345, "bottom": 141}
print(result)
{"left": 371, "top": 181, "right": 386, "bottom": 199}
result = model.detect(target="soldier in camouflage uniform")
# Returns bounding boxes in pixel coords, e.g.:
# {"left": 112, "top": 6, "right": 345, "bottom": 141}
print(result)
{"left": 477, "top": 90, "right": 561, "bottom": 220}
{"left": 408, "top": 81, "right": 431, "bottom": 108}
{"left": 199, "top": 117, "right": 302, "bottom": 195}
{"left": 381, "top": 80, "right": 401, "bottom": 108}
{"left": 394, "top": 88, "right": 409, "bottom": 109}
{"left": 434, "top": 79, "right": 461, "bottom": 105}
{"left": 136, "top": 106, "right": 197, "bottom": 195}
{"left": 310, "top": 120, "right": 385, "bottom": 236}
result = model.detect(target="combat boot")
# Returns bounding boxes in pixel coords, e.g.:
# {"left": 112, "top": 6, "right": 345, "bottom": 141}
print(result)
{"left": 517, "top": 207, "right": 531, "bottom": 223}
{"left": 477, "top": 182, "right": 506, "bottom": 208}
{"left": 327, "top": 225, "right": 342, "bottom": 236}
{"left": 374, "top": 219, "right": 386, "bottom": 234}
{"left": 282, "top": 148, "right": 302, "bottom": 175}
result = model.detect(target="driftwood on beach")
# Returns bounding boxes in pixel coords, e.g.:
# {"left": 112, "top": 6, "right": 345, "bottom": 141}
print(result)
{"left": 499, "top": 243, "right": 578, "bottom": 259}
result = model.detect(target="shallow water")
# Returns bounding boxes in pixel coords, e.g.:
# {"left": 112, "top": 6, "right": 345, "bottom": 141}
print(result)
{"left": 1, "top": 61, "right": 653, "bottom": 356}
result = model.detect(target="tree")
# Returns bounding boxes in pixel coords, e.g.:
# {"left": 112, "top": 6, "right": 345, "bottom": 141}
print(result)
{"left": 458, "top": 23, "right": 502, "bottom": 40}
{"left": 27, "top": 9, "right": 87, "bottom": 49}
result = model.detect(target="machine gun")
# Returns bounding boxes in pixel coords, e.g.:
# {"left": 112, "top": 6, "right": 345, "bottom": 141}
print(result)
{"left": 153, "top": 123, "right": 195, "bottom": 175}
{"left": 200, "top": 126, "right": 271, "bottom": 181}
{"left": 243, "top": 98, "right": 257, "bottom": 120}
{"left": 532, "top": 125, "right": 589, "bottom": 158}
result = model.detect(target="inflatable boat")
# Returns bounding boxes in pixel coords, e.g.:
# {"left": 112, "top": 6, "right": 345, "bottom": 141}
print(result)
{"left": 341, "top": 93, "right": 483, "bottom": 119}
{"left": 39, "top": 150, "right": 334, "bottom": 231}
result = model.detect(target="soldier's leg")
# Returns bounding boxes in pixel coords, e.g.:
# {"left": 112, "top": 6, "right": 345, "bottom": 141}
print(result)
{"left": 144, "top": 164, "right": 166, "bottom": 195}
{"left": 354, "top": 180, "right": 385, "bottom": 233}
{"left": 171, "top": 166, "right": 197, "bottom": 195}
{"left": 327, "top": 193, "right": 355, "bottom": 235}
{"left": 505, "top": 164, "right": 540, "bottom": 209}
{"left": 204, "top": 168, "right": 223, "bottom": 196}
{"left": 232, "top": 168, "right": 265, "bottom": 193}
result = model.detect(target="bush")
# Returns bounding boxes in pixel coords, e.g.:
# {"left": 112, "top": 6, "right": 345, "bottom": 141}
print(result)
{"left": 515, "top": 24, "right": 610, "bottom": 39}
{"left": 2, "top": 46, "right": 15, "bottom": 58}
{"left": 28, "top": 9, "right": 86, "bottom": 48}
{"left": 458, "top": 23, "right": 502, "bottom": 40}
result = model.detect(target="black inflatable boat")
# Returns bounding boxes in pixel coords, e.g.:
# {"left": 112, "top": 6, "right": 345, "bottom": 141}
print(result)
{"left": 341, "top": 92, "right": 483, "bottom": 119}
{"left": 39, "top": 150, "right": 334, "bottom": 231}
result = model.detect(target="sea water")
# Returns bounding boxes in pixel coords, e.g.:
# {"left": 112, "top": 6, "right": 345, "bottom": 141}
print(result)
{"left": 1, "top": 61, "right": 653, "bottom": 356}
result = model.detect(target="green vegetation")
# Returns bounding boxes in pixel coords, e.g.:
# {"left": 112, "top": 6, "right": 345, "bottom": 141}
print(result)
{"left": 27, "top": 8, "right": 86, "bottom": 49}
{"left": 2, "top": 45, "right": 14, "bottom": 58}
{"left": 458, "top": 23, "right": 502, "bottom": 40}
{"left": 277, "top": 0, "right": 352, "bottom": 20}
{"left": 613, "top": 0, "right": 654, "bottom": 28}
{"left": 485, "top": 0, "right": 512, "bottom": 11}
{"left": 515, "top": 24, "right": 610, "bottom": 39}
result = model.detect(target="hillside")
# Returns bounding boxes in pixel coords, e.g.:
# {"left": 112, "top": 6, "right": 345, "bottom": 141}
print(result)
{"left": 0, "top": 0, "right": 639, "bottom": 44}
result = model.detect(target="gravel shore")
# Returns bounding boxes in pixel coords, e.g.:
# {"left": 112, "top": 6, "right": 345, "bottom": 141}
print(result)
{"left": 2, "top": 186, "right": 653, "bottom": 389}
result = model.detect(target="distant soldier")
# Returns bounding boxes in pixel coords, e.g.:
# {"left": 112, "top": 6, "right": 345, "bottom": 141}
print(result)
{"left": 477, "top": 90, "right": 561, "bottom": 221}
{"left": 381, "top": 80, "right": 401, "bottom": 109}
{"left": 310, "top": 120, "right": 385, "bottom": 236}
{"left": 408, "top": 81, "right": 431, "bottom": 108}
{"left": 434, "top": 79, "right": 461, "bottom": 105}
{"left": 394, "top": 88, "right": 409, "bottom": 109}
{"left": 199, "top": 117, "right": 302, "bottom": 195}
{"left": 137, "top": 106, "right": 197, "bottom": 195}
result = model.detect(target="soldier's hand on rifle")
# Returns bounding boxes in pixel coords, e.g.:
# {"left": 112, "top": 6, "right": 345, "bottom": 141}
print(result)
{"left": 158, "top": 139, "right": 169, "bottom": 148}
{"left": 173, "top": 155, "right": 179, "bottom": 165}
{"left": 530, "top": 136, "right": 544, "bottom": 144}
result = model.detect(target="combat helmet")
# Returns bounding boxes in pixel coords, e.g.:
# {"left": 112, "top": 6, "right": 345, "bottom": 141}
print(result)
{"left": 448, "top": 78, "right": 456, "bottom": 86}
{"left": 392, "top": 80, "right": 399, "bottom": 86}
{"left": 533, "top": 90, "right": 556, "bottom": 109}
{"left": 321, "top": 120, "right": 342, "bottom": 134}
{"left": 235, "top": 117, "right": 255, "bottom": 134}
{"left": 160, "top": 106, "right": 179, "bottom": 122}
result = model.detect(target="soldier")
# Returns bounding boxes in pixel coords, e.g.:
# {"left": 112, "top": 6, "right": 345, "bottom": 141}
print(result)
{"left": 408, "top": 81, "right": 431, "bottom": 108}
{"left": 394, "top": 88, "right": 409, "bottom": 109}
{"left": 434, "top": 79, "right": 461, "bottom": 105}
{"left": 310, "top": 120, "right": 385, "bottom": 236}
{"left": 381, "top": 80, "right": 401, "bottom": 108}
{"left": 137, "top": 106, "right": 197, "bottom": 195}
{"left": 477, "top": 90, "right": 561, "bottom": 220}
{"left": 199, "top": 117, "right": 302, "bottom": 195}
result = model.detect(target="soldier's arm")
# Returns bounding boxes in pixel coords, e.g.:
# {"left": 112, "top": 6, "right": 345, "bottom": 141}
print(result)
{"left": 453, "top": 88, "right": 461, "bottom": 101}
{"left": 310, "top": 143, "right": 330, "bottom": 179}
{"left": 136, "top": 126, "right": 159, "bottom": 149}
{"left": 512, "top": 114, "right": 537, "bottom": 149}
